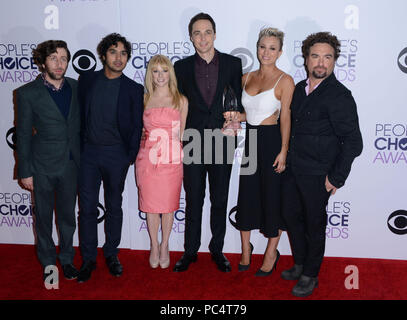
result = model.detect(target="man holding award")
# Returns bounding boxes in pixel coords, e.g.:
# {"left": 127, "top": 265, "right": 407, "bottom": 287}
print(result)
{"left": 173, "top": 12, "right": 243, "bottom": 273}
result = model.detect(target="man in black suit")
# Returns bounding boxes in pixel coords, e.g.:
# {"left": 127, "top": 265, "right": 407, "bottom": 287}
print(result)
{"left": 77, "top": 33, "right": 143, "bottom": 282}
{"left": 173, "top": 13, "right": 243, "bottom": 272}
{"left": 16, "top": 40, "right": 80, "bottom": 281}
{"left": 281, "top": 32, "right": 363, "bottom": 297}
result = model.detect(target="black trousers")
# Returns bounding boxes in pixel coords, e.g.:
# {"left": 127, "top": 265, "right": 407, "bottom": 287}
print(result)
{"left": 281, "top": 168, "right": 331, "bottom": 277}
{"left": 183, "top": 133, "right": 235, "bottom": 255}
{"left": 78, "top": 144, "right": 130, "bottom": 261}
{"left": 32, "top": 160, "right": 78, "bottom": 267}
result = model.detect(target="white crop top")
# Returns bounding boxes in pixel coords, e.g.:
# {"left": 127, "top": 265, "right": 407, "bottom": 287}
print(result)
{"left": 242, "top": 72, "right": 284, "bottom": 125}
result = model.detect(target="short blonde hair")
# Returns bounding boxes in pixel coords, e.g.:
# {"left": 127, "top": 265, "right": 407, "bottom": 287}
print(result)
{"left": 144, "top": 54, "right": 183, "bottom": 109}
{"left": 256, "top": 27, "right": 284, "bottom": 50}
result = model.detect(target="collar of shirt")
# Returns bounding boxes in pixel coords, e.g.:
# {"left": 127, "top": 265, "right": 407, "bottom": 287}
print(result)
{"left": 41, "top": 72, "right": 65, "bottom": 92}
{"left": 195, "top": 49, "right": 219, "bottom": 66}
{"left": 305, "top": 78, "right": 322, "bottom": 96}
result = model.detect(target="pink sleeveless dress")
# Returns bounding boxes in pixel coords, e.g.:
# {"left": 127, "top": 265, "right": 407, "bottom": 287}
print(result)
{"left": 135, "top": 107, "right": 183, "bottom": 213}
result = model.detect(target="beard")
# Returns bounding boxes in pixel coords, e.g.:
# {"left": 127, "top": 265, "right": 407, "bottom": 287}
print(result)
{"left": 45, "top": 66, "right": 66, "bottom": 81}
{"left": 311, "top": 68, "right": 327, "bottom": 79}
{"left": 105, "top": 61, "right": 125, "bottom": 74}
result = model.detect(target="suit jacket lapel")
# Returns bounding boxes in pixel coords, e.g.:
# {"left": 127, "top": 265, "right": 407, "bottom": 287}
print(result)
{"left": 34, "top": 77, "right": 66, "bottom": 121}
{"left": 85, "top": 70, "right": 103, "bottom": 119}
{"left": 66, "top": 78, "right": 77, "bottom": 123}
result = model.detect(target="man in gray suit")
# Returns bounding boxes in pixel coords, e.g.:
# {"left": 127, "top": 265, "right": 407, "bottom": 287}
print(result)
{"left": 16, "top": 40, "right": 81, "bottom": 282}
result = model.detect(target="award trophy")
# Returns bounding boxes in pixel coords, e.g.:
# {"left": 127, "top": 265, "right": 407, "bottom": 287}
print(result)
{"left": 222, "top": 86, "right": 241, "bottom": 136}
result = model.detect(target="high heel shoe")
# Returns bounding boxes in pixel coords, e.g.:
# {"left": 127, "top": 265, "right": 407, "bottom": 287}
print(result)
{"left": 149, "top": 245, "right": 159, "bottom": 268}
{"left": 159, "top": 245, "right": 170, "bottom": 269}
{"left": 238, "top": 242, "right": 254, "bottom": 272}
{"left": 255, "top": 249, "right": 280, "bottom": 277}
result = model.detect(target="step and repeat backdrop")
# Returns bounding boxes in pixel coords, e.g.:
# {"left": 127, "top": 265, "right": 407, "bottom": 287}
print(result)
{"left": 1, "top": 0, "right": 406, "bottom": 260}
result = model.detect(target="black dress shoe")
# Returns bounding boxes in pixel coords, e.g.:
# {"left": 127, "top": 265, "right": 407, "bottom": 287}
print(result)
{"left": 238, "top": 243, "right": 254, "bottom": 272}
{"left": 281, "top": 264, "right": 303, "bottom": 280}
{"left": 292, "top": 275, "right": 318, "bottom": 297}
{"left": 255, "top": 249, "right": 280, "bottom": 277}
{"left": 106, "top": 255, "right": 123, "bottom": 277}
{"left": 62, "top": 263, "right": 79, "bottom": 280}
{"left": 211, "top": 253, "right": 231, "bottom": 272}
{"left": 77, "top": 260, "right": 96, "bottom": 283}
{"left": 173, "top": 253, "right": 197, "bottom": 272}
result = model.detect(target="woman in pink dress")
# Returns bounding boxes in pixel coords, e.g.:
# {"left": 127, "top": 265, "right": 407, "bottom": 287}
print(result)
{"left": 135, "top": 55, "right": 188, "bottom": 269}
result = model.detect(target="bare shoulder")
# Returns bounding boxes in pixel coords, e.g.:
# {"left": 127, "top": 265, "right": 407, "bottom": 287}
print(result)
{"left": 279, "top": 73, "right": 295, "bottom": 90}
{"left": 242, "top": 70, "right": 256, "bottom": 85}
{"left": 241, "top": 72, "right": 249, "bottom": 85}
{"left": 180, "top": 95, "right": 188, "bottom": 110}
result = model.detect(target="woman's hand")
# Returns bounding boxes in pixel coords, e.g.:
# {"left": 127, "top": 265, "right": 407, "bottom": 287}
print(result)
{"left": 273, "top": 151, "right": 287, "bottom": 173}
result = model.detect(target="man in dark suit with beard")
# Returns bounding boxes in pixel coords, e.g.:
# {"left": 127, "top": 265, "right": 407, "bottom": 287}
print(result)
{"left": 173, "top": 12, "right": 243, "bottom": 273}
{"left": 281, "top": 32, "right": 363, "bottom": 297}
{"left": 16, "top": 40, "right": 80, "bottom": 282}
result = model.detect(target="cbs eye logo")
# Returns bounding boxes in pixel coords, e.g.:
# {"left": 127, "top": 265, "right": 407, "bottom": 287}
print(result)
{"left": 97, "top": 203, "right": 106, "bottom": 223}
{"left": 397, "top": 47, "right": 407, "bottom": 73}
{"left": 6, "top": 127, "right": 16, "bottom": 150}
{"left": 72, "top": 49, "right": 97, "bottom": 74}
{"left": 230, "top": 48, "right": 254, "bottom": 74}
{"left": 387, "top": 210, "right": 407, "bottom": 235}
{"left": 228, "top": 205, "right": 238, "bottom": 228}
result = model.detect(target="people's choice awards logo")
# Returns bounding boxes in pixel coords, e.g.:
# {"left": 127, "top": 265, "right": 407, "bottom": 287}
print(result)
{"left": 137, "top": 198, "right": 185, "bottom": 233}
{"left": 0, "top": 43, "right": 39, "bottom": 83}
{"left": 397, "top": 48, "right": 407, "bottom": 74}
{"left": 387, "top": 210, "right": 407, "bottom": 235}
{"left": 0, "top": 192, "right": 33, "bottom": 228}
{"left": 230, "top": 48, "right": 254, "bottom": 74}
{"left": 130, "top": 41, "right": 192, "bottom": 83}
{"left": 72, "top": 49, "right": 97, "bottom": 75}
{"left": 326, "top": 200, "right": 350, "bottom": 239}
{"left": 373, "top": 124, "right": 407, "bottom": 164}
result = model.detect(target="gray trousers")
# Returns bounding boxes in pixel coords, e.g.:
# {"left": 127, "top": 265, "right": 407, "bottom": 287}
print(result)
{"left": 32, "top": 160, "right": 78, "bottom": 267}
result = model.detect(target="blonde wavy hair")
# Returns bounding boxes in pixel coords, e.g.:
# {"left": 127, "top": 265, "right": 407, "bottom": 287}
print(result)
{"left": 257, "top": 27, "right": 285, "bottom": 50}
{"left": 144, "top": 54, "right": 183, "bottom": 110}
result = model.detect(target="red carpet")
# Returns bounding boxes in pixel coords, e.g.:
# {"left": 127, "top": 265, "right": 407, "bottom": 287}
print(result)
{"left": 0, "top": 244, "right": 406, "bottom": 300}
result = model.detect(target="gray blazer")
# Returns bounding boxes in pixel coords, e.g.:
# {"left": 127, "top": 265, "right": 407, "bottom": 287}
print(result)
{"left": 16, "top": 76, "right": 80, "bottom": 178}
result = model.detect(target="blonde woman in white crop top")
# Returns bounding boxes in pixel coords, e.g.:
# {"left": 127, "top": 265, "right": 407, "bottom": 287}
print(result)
{"left": 234, "top": 28, "right": 295, "bottom": 276}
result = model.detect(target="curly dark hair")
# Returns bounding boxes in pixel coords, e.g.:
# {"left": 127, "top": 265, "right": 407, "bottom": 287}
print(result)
{"left": 32, "top": 40, "right": 71, "bottom": 72}
{"left": 188, "top": 12, "right": 216, "bottom": 36}
{"left": 302, "top": 32, "right": 341, "bottom": 61}
{"left": 97, "top": 33, "right": 131, "bottom": 64}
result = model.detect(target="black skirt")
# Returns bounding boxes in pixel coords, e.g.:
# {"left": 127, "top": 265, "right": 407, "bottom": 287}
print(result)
{"left": 235, "top": 122, "right": 285, "bottom": 238}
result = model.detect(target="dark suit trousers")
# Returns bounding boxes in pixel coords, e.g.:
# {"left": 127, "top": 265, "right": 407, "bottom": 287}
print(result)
{"left": 33, "top": 160, "right": 78, "bottom": 267}
{"left": 183, "top": 134, "right": 235, "bottom": 255}
{"left": 78, "top": 144, "right": 130, "bottom": 261}
{"left": 281, "top": 169, "right": 331, "bottom": 277}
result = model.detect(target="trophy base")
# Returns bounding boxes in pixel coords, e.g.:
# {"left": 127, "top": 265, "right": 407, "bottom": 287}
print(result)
{"left": 221, "top": 121, "right": 242, "bottom": 136}
{"left": 221, "top": 128, "right": 237, "bottom": 136}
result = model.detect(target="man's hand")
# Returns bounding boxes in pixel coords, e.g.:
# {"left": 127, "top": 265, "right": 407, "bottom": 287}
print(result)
{"left": 21, "top": 177, "right": 34, "bottom": 191}
{"left": 325, "top": 176, "right": 337, "bottom": 195}
{"left": 223, "top": 111, "right": 241, "bottom": 122}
